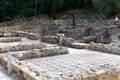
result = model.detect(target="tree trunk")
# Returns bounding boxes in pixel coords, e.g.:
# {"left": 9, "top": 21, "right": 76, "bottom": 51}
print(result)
{"left": 71, "top": 14, "right": 75, "bottom": 26}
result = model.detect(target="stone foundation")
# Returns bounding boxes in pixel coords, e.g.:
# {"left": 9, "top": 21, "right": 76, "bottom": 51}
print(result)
{"left": 0, "top": 47, "right": 69, "bottom": 80}
{"left": 68, "top": 43, "right": 89, "bottom": 49}
{"left": 80, "top": 36, "right": 97, "bottom": 43}
{"left": 88, "top": 43, "right": 120, "bottom": 54}
{"left": 42, "top": 36, "right": 74, "bottom": 46}
{"left": 0, "top": 37, "right": 22, "bottom": 43}
{"left": 13, "top": 47, "right": 69, "bottom": 60}
{"left": 1, "top": 47, "right": 120, "bottom": 80}
{"left": 0, "top": 43, "right": 46, "bottom": 53}
{"left": 17, "top": 31, "right": 40, "bottom": 40}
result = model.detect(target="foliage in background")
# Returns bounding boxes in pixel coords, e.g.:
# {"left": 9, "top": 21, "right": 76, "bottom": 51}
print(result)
{"left": 93, "top": 0, "right": 120, "bottom": 17}
{"left": 0, "top": 0, "right": 120, "bottom": 22}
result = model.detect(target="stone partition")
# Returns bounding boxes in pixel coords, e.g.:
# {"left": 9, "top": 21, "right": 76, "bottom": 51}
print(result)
{"left": 42, "top": 36, "right": 74, "bottom": 46}
{"left": 68, "top": 43, "right": 89, "bottom": 49}
{"left": 80, "top": 36, "right": 97, "bottom": 43}
{"left": 17, "top": 31, "right": 40, "bottom": 40}
{"left": 0, "top": 43, "right": 46, "bottom": 53}
{"left": 0, "top": 37, "right": 22, "bottom": 43}
{"left": 13, "top": 47, "right": 69, "bottom": 60}
{"left": 87, "top": 43, "right": 120, "bottom": 54}
{"left": 0, "top": 54, "right": 7, "bottom": 66}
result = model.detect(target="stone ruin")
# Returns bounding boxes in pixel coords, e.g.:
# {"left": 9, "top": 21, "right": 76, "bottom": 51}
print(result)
{"left": 0, "top": 12, "right": 120, "bottom": 80}
{"left": 41, "top": 19, "right": 120, "bottom": 44}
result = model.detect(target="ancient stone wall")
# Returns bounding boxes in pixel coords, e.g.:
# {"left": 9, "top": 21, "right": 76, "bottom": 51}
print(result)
{"left": 42, "top": 36, "right": 74, "bottom": 46}
{"left": 14, "top": 47, "right": 68, "bottom": 60}
{"left": 0, "top": 43, "right": 46, "bottom": 53}
{"left": 17, "top": 31, "right": 40, "bottom": 40}
{"left": 87, "top": 43, "right": 120, "bottom": 54}
{"left": 1, "top": 53, "right": 120, "bottom": 80}
{"left": 0, "top": 37, "right": 22, "bottom": 43}
{"left": 41, "top": 26, "right": 86, "bottom": 39}
{"left": 40, "top": 20, "right": 120, "bottom": 44}
{"left": 0, "top": 47, "right": 69, "bottom": 80}
{"left": 68, "top": 43, "right": 89, "bottom": 49}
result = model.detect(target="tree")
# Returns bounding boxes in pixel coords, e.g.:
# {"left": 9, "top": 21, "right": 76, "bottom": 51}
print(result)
{"left": 0, "top": 0, "right": 120, "bottom": 22}
{"left": 93, "top": 0, "right": 120, "bottom": 16}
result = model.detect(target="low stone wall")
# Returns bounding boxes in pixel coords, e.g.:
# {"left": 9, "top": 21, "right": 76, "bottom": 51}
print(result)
{"left": 13, "top": 47, "right": 68, "bottom": 60}
{"left": 0, "top": 37, "right": 22, "bottom": 43}
{"left": 13, "top": 58, "right": 53, "bottom": 80}
{"left": 42, "top": 36, "right": 58, "bottom": 44}
{"left": 0, "top": 55, "right": 53, "bottom": 80}
{"left": 0, "top": 32, "right": 18, "bottom": 37}
{"left": 0, "top": 43, "right": 46, "bottom": 53}
{"left": 0, "top": 47, "right": 69, "bottom": 80}
{"left": 0, "top": 54, "right": 7, "bottom": 66}
{"left": 80, "top": 36, "right": 97, "bottom": 43}
{"left": 17, "top": 31, "right": 40, "bottom": 40}
{"left": 57, "top": 66, "right": 120, "bottom": 80}
{"left": 68, "top": 43, "right": 89, "bottom": 49}
{"left": 42, "top": 36, "right": 74, "bottom": 46}
{"left": 87, "top": 43, "right": 120, "bottom": 54}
